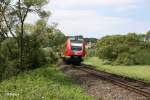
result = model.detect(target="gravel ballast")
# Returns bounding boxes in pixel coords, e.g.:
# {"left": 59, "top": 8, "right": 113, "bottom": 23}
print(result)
{"left": 58, "top": 63, "right": 149, "bottom": 100}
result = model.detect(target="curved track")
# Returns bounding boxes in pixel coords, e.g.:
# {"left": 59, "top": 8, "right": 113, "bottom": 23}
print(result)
{"left": 77, "top": 64, "right": 150, "bottom": 97}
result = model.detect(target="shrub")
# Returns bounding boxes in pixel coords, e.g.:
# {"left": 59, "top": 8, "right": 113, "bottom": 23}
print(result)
{"left": 1, "top": 59, "right": 20, "bottom": 80}
{"left": 135, "top": 49, "right": 150, "bottom": 65}
{"left": 23, "top": 36, "right": 47, "bottom": 70}
{"left": 114, "top": 52, "right": 136, "bottom": 65}
{"left": 43, "top": 47, "right": 58, "bottom": 64}
{"left": 24, "top": 48, "right": 46, "bottom": 69}
{"left": 0, "top": 39, "right": 20, "bottom": 80}
{"left": 0, "top": 36, "right": 47, "bottom": 80}
{"left": 96, "top": 33, "right": 150, "bottom": 65}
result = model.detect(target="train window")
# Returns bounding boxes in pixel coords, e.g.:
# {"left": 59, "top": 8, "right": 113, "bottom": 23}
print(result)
{"left": 71, "top": 46, "right": 82, "bottom": 51}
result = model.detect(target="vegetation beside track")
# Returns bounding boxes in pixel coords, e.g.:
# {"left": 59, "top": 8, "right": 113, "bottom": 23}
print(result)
{"left": 84, "top": 57, "right": 150, "bottom": 83}
{"left": 0, "top": 64, "right": 91, "bottom": 100}
{"left": 0, "top": 0, "right": 66, "bottom": 81}
{"left": 96, "top": 33, "right": 150, "bottom": 65}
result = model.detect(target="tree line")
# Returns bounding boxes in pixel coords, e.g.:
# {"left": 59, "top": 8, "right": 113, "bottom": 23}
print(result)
{"left": 96, "top": 31, "right": 150, "bottom": 65}
{"left": 0, "top": 0, "right": 66, "bottom": 80}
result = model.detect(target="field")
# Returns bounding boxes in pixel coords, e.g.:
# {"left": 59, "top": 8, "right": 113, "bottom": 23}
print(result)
{"left": 84, "top": 57, "right": 150, "bottom": 83}
{"left": 0, "top": 65, "right": 91, "bottom": 100}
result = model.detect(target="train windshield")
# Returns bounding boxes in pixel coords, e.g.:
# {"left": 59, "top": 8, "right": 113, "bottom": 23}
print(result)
{"left": 71, "top": 46, "right": 82, "bottom": 51}
{"left": 71, "top": 42, "right": 82, "bottom": 51}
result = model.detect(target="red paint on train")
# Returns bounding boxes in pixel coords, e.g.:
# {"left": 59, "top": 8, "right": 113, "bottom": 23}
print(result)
{"left": 64, "top": 36, "right": 86, "bottom": 57}
{"left": 63, "top": 36, "right": 86, "bottom": 64}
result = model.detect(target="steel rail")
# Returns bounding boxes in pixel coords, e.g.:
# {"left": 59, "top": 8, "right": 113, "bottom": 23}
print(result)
{"left": 78, "top": 65, "right": 150, "bottom": 98}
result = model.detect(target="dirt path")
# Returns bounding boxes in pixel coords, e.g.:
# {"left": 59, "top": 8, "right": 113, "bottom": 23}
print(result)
{"left": 57, "top": 63, "right": 149, "bottom": 100}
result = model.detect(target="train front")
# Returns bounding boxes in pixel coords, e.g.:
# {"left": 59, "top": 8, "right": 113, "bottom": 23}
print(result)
{"left": 64, "top": 36, "right": 86, "bottom": 65}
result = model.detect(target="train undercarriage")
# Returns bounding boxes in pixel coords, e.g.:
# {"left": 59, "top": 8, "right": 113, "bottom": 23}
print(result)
{"left": 63, "top": 56, "right": 83, "bottom": 65}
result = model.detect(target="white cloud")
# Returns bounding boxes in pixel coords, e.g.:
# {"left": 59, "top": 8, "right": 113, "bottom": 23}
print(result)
{"left": 49, "top": 0, "right": 140, "bottom": 9}
{"left": 49, "top": 9, "right": 149, "bottom": 38}
{"left": 25, "top": 0, "right": 150, "bottom": 38}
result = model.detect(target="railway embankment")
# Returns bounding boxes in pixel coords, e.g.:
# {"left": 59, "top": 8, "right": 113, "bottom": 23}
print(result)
{"left": 58, "top": 62, "right": 149, "bottom": 100}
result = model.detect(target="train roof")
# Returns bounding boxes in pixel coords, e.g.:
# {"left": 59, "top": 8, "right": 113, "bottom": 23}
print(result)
{"left": 67, "top": 36, "right": 84, "bottom": 41}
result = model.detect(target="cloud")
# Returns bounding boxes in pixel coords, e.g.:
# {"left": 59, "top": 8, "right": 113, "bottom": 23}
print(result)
{"left": 25, "top": 0, "right": 150, "bottom": 38}
{"left": 49, "top": 0, "right": 141, "bottom": 10}
{"left": 49, "top": 9, "right": 149, "bottom": 38}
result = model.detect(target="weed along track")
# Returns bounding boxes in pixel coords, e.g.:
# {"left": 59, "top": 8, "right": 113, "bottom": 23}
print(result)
{"left": 58, "top": 63, "right": 149, "bottom": 100}
{"left": 80, "top": 64, "right": 150, "bottom": 98}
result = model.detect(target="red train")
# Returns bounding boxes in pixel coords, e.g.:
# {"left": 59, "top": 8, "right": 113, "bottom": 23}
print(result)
{"left": 63, "top": 36, "right": 86, "bottom": 65}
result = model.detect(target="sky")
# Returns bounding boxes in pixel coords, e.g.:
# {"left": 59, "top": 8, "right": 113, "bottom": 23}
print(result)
{"left": 26, "top": 0, "right": 150, "bottom": 38}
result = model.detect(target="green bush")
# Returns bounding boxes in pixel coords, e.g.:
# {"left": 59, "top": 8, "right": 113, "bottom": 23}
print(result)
{"left": 114, "top": 52, "right": 136, "bottom": 65}
{"left": 43, "top": 47, "right": 58, "bottom": 64}
{"left": 0, "top": 39, "right": 19, "bottom": 80}
{"left": 135, "top": 49, "right": 150, "bottom": 65}
{"left": 23, "top": 36, "right": 47, "bottom": 70}
{"left": 24, "top": 48, "right": 46, "bottom": 69}
{"left": 1, "top": 38, "right": 19, "bottom": 60}
{"left": 0, "top": 37, "right": 47, "bottom": 80}
{"left": 96, "top": 33, "right": 150, "bottom": 65}
{"left": 1, "top": 59, "right": 19, "bottom": 80}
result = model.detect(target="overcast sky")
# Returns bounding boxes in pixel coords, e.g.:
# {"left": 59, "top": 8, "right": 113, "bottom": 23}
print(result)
{"left": 26, "top": 0, "right": 150, "bottom": 38}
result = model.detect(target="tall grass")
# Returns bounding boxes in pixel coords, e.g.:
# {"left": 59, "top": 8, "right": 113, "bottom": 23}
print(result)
{"left": 84, "top": 57, "right": 150, "bottom": 83}
{"left": 0, "top": 65, "right": 91, "bottom": 100}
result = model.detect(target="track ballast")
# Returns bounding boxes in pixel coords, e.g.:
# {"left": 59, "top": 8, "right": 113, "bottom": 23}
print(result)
{"left": 77, "top": 64, "right": 150, "bottom": 98}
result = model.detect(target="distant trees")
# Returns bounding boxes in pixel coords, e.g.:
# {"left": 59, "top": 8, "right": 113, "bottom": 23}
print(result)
{"left": 96, "top": 32, "right": 150, "bottom": 65}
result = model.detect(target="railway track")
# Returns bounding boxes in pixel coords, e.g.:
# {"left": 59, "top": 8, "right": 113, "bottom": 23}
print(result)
{"left": 77, "top": 64, "right": 150, "bottom": 98}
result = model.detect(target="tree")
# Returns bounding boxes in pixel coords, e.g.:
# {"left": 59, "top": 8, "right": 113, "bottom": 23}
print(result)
{"left": 32, "top": 19, "right": 66, "bottom": 49}
{"left": 0, "top": 0, "right": 49, "bottom": 68}
{"left": 96, "top": 33, "right": 150, "bottom": 65}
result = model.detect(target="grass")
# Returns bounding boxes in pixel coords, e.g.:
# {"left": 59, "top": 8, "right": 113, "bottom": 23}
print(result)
{"left": 0, "top": 64, "right": 91, "bottom": 100}
{"left": 84, "top": 57, "right": 150, "bottom": 83}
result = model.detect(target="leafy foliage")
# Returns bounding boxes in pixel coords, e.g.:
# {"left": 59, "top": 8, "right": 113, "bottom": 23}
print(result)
{"left": 0, "top": 0, "right": 66, "bottom": 80}
{"left": 0, "top": 19, "right": 66, "bottom": 79}
{"left": 96, "top": 33, "right": 150, "bottom": 65}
